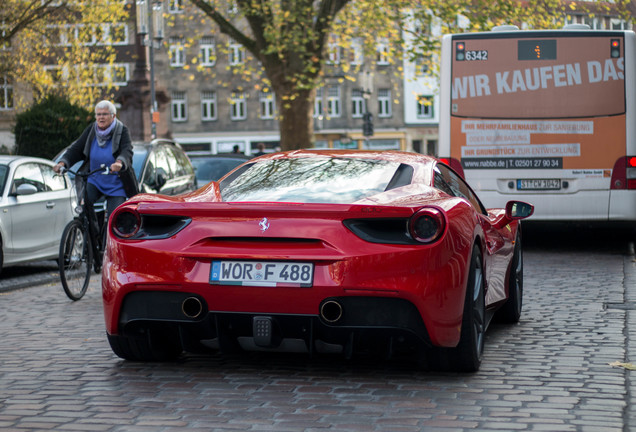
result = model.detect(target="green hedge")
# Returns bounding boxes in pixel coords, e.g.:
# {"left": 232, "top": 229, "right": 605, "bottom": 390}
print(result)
{"left": 13, "top": 95, "right": 93, "bottom": 160}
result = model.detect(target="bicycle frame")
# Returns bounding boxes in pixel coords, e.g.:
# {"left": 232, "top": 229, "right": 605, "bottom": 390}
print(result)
{"left": 66, "top": 165, "right": 111, "bottom": 266}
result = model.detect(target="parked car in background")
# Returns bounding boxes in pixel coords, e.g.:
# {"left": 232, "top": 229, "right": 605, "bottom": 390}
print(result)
{"left": 133, "top": 139, "right": 197, "bottom": 195}
{"left": 189, "top": 154, "right": 250, "bottom": 185}
{"left": 103, "top": 150, "right": 534, "bottom": 371}
{"left": 0, "top": 156, "right": 75, "bottom": 274}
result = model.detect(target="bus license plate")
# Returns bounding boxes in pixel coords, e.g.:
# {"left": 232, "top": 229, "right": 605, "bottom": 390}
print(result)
{"left": 517, "top": 179, "right": 561, "bottom": 190}
{"left": 210, "top": 260, "right": 314, "bottom": 287}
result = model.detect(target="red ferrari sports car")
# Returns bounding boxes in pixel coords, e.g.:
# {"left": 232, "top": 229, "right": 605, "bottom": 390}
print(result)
{"left": 102, "top": 150, "right": 533, "bottom": 371}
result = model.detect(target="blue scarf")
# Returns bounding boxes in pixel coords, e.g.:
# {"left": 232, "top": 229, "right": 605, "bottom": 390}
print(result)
{"left": 95, "top": 118, "right": 117, "bottom": 147}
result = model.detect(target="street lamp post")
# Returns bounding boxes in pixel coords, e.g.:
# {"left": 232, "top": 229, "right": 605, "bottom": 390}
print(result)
{"left": 360, "top": 69, "right": 374, "bottom": 143}
{"left": 135, "top": 0, "right": 164, "bottom": 139}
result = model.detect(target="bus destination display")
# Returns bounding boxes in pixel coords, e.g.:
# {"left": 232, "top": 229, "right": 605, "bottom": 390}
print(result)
{"left": 518, "top": 39, "right": 557, "bottom": 60}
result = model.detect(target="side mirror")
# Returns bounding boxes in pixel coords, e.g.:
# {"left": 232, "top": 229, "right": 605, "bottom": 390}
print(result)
{"left": 505, "top": 201, "right": 534, "bottom": 219}
{"left": 493, "top": 200, "right": 534, "bottom": 229}
{"left": 16, "top": 183, "right": 38, "bottom": 196}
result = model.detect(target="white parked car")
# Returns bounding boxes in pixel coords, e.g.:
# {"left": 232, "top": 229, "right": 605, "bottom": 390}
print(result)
{"left": 0, "top": 156, "right": 75, "bottom": 273}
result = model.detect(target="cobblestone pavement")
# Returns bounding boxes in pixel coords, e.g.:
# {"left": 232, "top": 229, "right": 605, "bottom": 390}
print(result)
{"left": 0, "top": 234, "right": 634, "bottom": 431}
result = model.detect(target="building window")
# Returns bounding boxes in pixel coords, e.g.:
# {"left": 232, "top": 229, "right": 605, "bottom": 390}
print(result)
{"left": 377, "top": 39, "right": 390, "bottom": 66}
{"left": 44, "top": 65, "right": 65, "bottom": 85}
{"left": 350, "top": 38, "right": 363, "bottom": 65}
{"left": 44, "top": 25, "right": 62, "bottom": 46}
{"left": 0, "top": 76, "right": 13, "bottom": 110}
{"left": 229, "top": 40, "right": 244, "bottom": 65}
{"left": 610, "top": 18, "right": 630, "bottom": 30}
{"left": 313, "top": 88, "right": 323, "bottom": 118}
{"left": 0, "top": 24, "right": 9, "bottom": 50}
{"left": 169, "top": 37, "right": 186, "bottom": 67}
{"left": 168, "top": 0, "right": 183, "bottom": 13}
{"left": 378, "top": 88, "right": 391, "bottom": 118}
{"left": 108, "top": 23, "right": 128, "bottom": 45}
{"left": 199, "top": 37, "right": 216, "bottom": 67}
{"left": 327, "top": 86, "right": 341, "bottom": 118}
{"left": 90, "top": 63, "right": 129, "bottom": 86}
{"left": 362, "top": 139, "right": 400, "bottom": 150}
{"left": 171, "top": 91, "right": 187, "bottom": 122}
{"left": 416, "top": 95, "right": 434, "bottom": 119}
{"left": 259, "top": 90, "right": 275, "bottom": 119}
{"left": 227, "top": 1, "right": 239, "bottom": 14}
{"left": 230, "top": 91, "right": 246, "bottom": 120}
{"left": 326, "top": 38, "right": 340, "bottom": 65}
{"left": 351, "top": 89, "right": 365, "bottom": 118}
{"left": 201, "top": 91, "right": 217, "bottom": 121}
{"left": 111, "top": 64, "right": 129, "bottom": 86}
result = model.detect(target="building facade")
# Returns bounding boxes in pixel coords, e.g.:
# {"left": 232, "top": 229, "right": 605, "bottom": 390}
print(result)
{"left": 0, "top": 1, "right": 632, "bottom": 157}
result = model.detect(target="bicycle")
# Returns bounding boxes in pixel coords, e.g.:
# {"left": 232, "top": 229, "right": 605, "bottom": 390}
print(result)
{"left": 58, "top": 165, "right": 112, "bottom": 301}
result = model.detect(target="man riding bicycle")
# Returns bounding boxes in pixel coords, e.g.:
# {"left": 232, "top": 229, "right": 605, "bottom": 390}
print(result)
{"left": 54, "top": 100, "right": 138, "bottom": 262}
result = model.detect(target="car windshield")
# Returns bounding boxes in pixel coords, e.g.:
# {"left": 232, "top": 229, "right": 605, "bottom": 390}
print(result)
{"left": 220, "top": 157, "right": 401, "bottom": 203}
{"left": 191, "top": 157, "right": 246, "bottom": 182}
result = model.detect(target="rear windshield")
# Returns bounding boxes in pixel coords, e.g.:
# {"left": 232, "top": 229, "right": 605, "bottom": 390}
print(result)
{"left": 220, "top": 157, "right": 401, "bottom": 203}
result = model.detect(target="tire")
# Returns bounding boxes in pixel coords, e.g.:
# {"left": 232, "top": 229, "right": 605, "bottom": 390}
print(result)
{"left": 497, "top": 229, "right": 523, "bottom": 323}
{"left": 107, "top": 329, "right": 182, "bottom": 362}
{"left": 451, "top": 244, "right": 486, "bottom": 372}
{"left": 59, "top": 219, "right": 92, "bottom": 301}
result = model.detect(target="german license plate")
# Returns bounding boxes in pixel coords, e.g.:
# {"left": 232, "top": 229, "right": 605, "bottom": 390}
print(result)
{"left": 210, "top": 260, "right": 314, "bottom": 287}
{"left": 517, "top": 179, "right": 561, "bottom": 190}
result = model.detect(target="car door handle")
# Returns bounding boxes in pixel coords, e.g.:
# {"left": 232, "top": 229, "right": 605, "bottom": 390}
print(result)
{"left": 46, "top": 202, "right": 55, "bottom": 209}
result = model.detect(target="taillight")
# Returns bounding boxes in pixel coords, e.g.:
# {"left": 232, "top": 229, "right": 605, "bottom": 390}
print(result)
{"left": 629, "top": 157, "right": 636, "bottom": 189}
{"left": 610, "top": 156, "right": 636, "bottom": 190}
{"left": 112, "top": 209, "right": 141, "bottom": 238}
{"left": 409, "top": 207, "right": 447, "bottom": 244}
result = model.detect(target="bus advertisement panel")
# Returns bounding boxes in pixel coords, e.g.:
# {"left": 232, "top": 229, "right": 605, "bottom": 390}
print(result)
{"left": 439, "top": 29, "right": 636, "bottom": 222}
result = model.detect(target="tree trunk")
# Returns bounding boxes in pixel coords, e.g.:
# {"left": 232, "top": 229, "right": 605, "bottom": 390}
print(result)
{"left": 276, "top": 89, "right": 315, "bottom": 151}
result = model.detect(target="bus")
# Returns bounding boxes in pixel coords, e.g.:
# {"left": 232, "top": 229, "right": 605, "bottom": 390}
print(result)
{"left": 438, "top": 26, "right": 636, "bottom": 222}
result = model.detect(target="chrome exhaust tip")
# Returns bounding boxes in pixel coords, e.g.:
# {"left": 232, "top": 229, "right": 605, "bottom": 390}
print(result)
{"left": 320, "top": 300, "right": 343, "bottom": 323}
{"left": 182, "top": 297, "right": 203, "bottom": 319}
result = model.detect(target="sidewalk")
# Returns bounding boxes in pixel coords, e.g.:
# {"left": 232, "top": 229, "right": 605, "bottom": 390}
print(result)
{"left": 0, "top": 260, "right": 59, "bottom": 294}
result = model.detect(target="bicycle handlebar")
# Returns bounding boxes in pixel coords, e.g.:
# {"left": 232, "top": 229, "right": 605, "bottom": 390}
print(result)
{"left": 59, "top": 164, "right": 113, "bottom": 177}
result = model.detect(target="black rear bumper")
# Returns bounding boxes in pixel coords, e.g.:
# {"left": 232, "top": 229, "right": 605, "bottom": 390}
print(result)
{"left": 116, "top": 291, "right": 433, "bottom": 357}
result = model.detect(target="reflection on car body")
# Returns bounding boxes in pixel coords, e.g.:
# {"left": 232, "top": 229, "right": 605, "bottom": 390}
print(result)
{"left": 0, "top": 156, "right": 75, "bottom": 274}
{"left": 189, "top": 153, "right": 250, "bottom": 184}
{"left": 103, "top": 150, "right": 533, "bottom": 372}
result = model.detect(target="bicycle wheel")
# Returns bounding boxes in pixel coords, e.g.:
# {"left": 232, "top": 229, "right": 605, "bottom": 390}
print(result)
{"left": 59, "top": 219, "right": 93, "bottom": 301}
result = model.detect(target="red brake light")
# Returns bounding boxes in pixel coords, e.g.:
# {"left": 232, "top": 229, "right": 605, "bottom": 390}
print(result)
{"left": 611, "top": 156, "right": 636, "bottom": 190}
{"left": 409, "top": 207, "right": 447, "bottom": 244}
{"left": 112, "top": 209, "right": 141, "bottom": 238}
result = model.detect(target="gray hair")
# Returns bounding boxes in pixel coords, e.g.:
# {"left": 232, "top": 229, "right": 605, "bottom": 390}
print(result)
{"left": 95, "top": 100, "right": 117, "bottom": 115}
